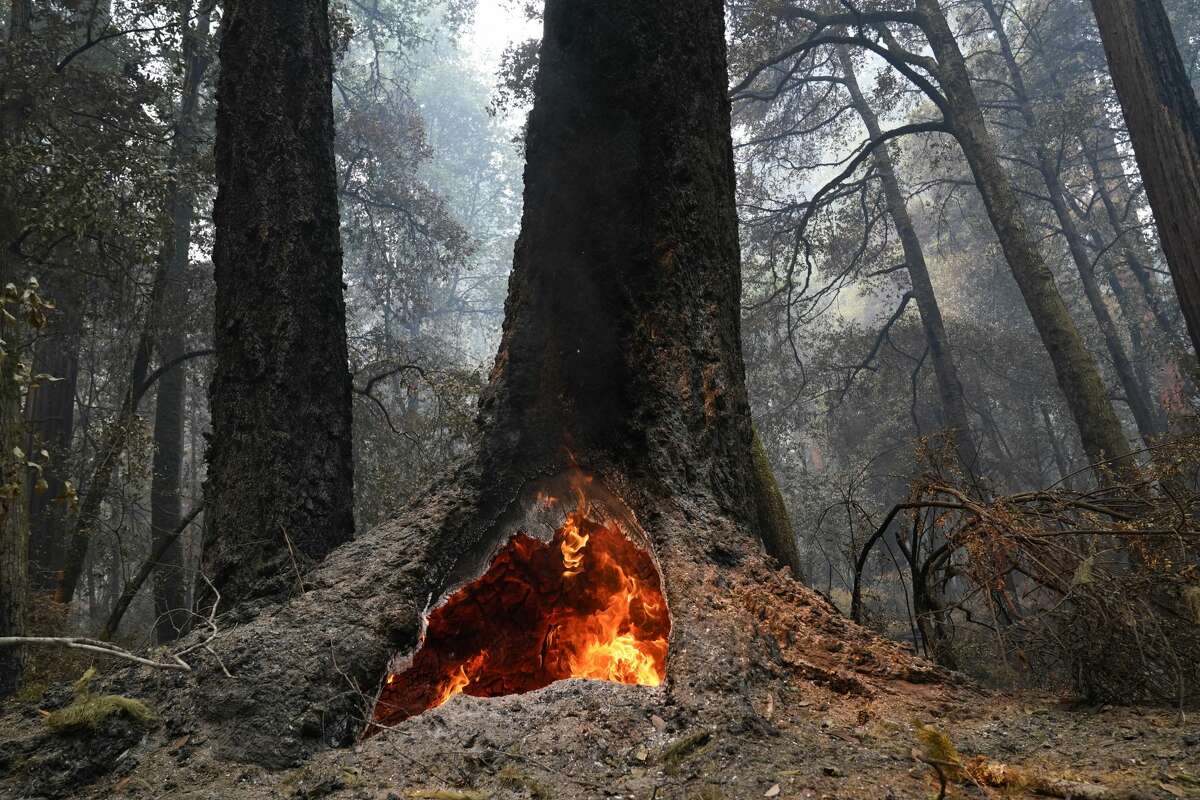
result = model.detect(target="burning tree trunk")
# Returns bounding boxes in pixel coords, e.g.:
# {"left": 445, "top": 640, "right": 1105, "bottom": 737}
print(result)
{"left": 121, "top": 0, "right": 823, "bottom": 766}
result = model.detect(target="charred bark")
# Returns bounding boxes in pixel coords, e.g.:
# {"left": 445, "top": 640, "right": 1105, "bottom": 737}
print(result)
{"left": 1089, "top": 0, "right": 1200, "bottom": 359}
{"left": 0, "top": 0, "right": 32, "bottom": 698}
{"left": 202, "top": 0, "right": 355, "bottom": 607}
{"left": 0, "top": 293, "right": 28, "bottom": 699}
{"left": 104, "top": 0, "right": 817, "bottom": 766}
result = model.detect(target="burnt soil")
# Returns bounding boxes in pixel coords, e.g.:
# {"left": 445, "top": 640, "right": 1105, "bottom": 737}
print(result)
{"left": 2, "top": 558, "right": 1197, "bottom": 800}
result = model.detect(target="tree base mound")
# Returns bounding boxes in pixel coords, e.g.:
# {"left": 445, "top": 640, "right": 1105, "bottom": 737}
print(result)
{"left": 1, "top": 557, "right": 1186, "bottom": 800}
{"left": 0, "top": 458, "right": 967, "bottom": 795}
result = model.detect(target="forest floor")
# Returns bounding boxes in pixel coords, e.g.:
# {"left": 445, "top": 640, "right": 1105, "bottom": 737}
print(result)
{"left": 2, "top": 563, "right": 1198, "bottom": 799}
{"left": 3, "top": 669, "right": 1197, "bottom": 800}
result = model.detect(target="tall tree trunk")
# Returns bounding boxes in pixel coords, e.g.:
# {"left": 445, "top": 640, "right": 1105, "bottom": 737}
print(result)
{"left": 0, "top": 297, "right": 28, "bottom": 698}
{"left": 917, "top": 0, "right": 1137, "bottom": 482}
{"left": 150, "top": 305, "right": 188, "bottom": 640}
{"left": 160, "top": 0, "right": 813, "bottom": 765}
{"left": 24, "top": 279, "right": 81, "bottom": 597}
{"left": 981, "top": 0, "right": 1165, "bottom": 444}
{"left": 202, "top": 0, "right": 355, "bottom": 607}
{"left": 836, "top": 45, "right": 981, "bottom": 481}
{"left": 1081, "top": 131, "right": 1181, "bottom": 345}
{"left": 1089, "top": 0, "right": 1200, "bottom": 358}
{"left": 151, "top": 1, "right": 211, "bottom": 644}
{"left": 0, "top": 0, "right": 33, "bottom": 699}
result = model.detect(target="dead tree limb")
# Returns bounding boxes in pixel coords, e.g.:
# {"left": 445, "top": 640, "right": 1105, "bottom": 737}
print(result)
{"left": 100, "top": 504, "right": 203, "bottom": 641}
{"left": 0, "top": 637, "right": 191, "bottom": 671}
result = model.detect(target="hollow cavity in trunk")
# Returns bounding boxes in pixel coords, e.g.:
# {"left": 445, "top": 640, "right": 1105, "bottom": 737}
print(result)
{"left": 371, "top": 472, "right": 670, "bottom": 727}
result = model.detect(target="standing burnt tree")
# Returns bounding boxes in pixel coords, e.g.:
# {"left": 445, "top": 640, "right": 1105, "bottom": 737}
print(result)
{"left": 1089, "top": 0, "right": 1200, "bottom": 358}
{"left": 148, "top": 0, "right": 807, "bottom": 765}
{"left": 202, "top": 0, "right": 355, "bottom": 607}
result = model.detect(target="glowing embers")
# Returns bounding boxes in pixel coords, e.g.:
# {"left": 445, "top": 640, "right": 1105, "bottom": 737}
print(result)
{"left": 372, "top": 499, "right": 669, "bottom": 725}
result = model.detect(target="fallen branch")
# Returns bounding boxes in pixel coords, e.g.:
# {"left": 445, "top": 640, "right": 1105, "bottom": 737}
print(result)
{"left": 100, "top": 504, "right": 204, "bottom": 641}
{"left": 0, "top": 637, "right": 191, "bottom": 672}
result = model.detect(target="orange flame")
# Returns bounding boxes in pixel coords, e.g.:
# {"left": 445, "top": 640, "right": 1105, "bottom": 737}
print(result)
{"left": 373, "top": 477, "right": 669, "bottom": 726}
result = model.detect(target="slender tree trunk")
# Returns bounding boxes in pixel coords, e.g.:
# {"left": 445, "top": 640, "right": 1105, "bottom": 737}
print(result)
{"left": 57, "top": 277, "right": 159, "bottom": 604}
{"left": 24, "top": 279, "right": 81, "bottom": 597}
{"left": 917, "top": 0, "right": 1136, "bottom": 482}
{"left": 151, "top": 1, "right": 211, "bottom": 643}
{"left": 1081, "top": 132, "right": 1180, "bottom": 344}
{"left": 150, "top": 316, "right": 188, "bottom": 640}
{"left": 0, "top": 0, "right": 33, "bottom": 699}
{"left": 0, "top": 304, "right": 28, "bottom": 698}
{"left": 836, "top": 45, "right": 981, "bottom": 481}
{"left": 1089, "top": 0, "right": 1200, "bottom": 358}
{"left": 202, "top": 0, "right": 355, "bottom": 607}
{"left": 981, "top": 0, "right": 1165, "bottom": 444}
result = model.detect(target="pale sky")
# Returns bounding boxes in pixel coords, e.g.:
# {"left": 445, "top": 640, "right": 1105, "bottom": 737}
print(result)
{"left": 466, "top": 1, "right": 542, "bottom": 74}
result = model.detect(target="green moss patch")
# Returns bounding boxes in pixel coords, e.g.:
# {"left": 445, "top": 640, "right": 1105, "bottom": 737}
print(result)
{"left": 44, "top": 694, "right": 156, "bottom": 733}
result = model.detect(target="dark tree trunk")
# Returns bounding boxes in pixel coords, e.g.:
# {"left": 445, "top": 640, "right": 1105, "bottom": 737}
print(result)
{"left": 151, "top": 1, "right": 210, "bottom": 643}
{"left": 1089, "top": 0, "right": 1200, "bottom": 359}
{"left": 150, "top": 306, "right": 188, "bottom": 641}
{"left": 477, "top": 0, "right": 759, "bottom": 533}
{"left": 836, "top": 45, "right": 981, "bottom": 481}
{"left": 917, "top": 0, "right": 1137, "bottom": 482}
{"left": 24, "top": 279, "right": 81, "bottom": 597}
{"left": 981, "top": 0, "right": 1165, "bottom": 444}
{"left": 201, "top": 0, "right": 355, "bottom": 607}
{"left": 0, "top": 301, "right": 28, "bottom": 699}
{"left": 127, "top": 0, "right": 818, "bottom": 766}
{"left": 0, "top": 0, "right": 33, "bottom": 698}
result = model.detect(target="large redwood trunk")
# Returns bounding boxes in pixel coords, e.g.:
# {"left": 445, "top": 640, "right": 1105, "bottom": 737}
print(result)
{"left": 108, "top": 0, "right": 813, "bottom": 768}
{"left": 202, "top": 0, "right": 355, "bottom": 607}
{"left": 475, "top": 0, "right": 759, "bottom": 528}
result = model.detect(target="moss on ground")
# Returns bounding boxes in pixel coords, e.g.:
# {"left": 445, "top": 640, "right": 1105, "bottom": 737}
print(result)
{"left": 657, "top": 729, "right": 713, "bottom": 775}
{"left": 44, "top": 694, "right": 156, "bottom": 733}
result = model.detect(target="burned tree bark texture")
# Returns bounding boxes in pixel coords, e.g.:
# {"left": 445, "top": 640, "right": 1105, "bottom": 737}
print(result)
{"left": 476, "top": 0, "right": 778, "bottom": 553}
{"left": 1089, "top": 0, "right": 1200, "bottom": 360}
{"left": 92, "top": 0, "right": 838, "bottom": 767}
{"left": 0, "top": 0, "right": 32, "bottom": 699}
{"left": 202, "top": 0, "right": 355, "bottom": 607}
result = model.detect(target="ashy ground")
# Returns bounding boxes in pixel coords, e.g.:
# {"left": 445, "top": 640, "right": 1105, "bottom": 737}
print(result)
{"left": 1, "top": 561, "right": 1197, "bottom": 799}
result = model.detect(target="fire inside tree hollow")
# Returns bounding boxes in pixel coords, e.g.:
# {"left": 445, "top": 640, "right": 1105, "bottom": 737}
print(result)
{"left": 372, "top": 485, "right": 670, "bottom": 726}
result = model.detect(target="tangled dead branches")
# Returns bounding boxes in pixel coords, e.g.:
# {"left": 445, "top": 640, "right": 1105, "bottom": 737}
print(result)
{"left": 854, "top": 436, "right": 1200, "bottom": 706}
